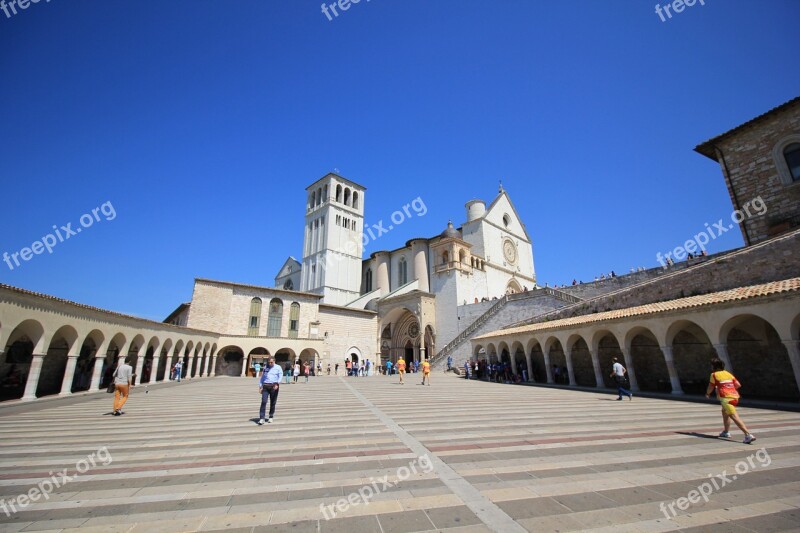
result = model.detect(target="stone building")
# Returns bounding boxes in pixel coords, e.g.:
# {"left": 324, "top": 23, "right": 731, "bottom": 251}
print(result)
{"left": 695, "top": 96, "right": 800, "bottom": 244}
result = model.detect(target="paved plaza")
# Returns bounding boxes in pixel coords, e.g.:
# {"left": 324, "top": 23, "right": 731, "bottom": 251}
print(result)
{"left": 0, "top": 374, "right": 798, "bottom": 533}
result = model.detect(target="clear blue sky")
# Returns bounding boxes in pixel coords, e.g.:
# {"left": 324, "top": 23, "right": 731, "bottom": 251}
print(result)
{"left": 1, "top": 0, "right": 798, "bottom": 320}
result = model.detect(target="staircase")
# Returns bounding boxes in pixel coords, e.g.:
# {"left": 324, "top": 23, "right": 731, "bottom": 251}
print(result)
{"left": 430, "top": 287, "right": 582, "bottom": 369}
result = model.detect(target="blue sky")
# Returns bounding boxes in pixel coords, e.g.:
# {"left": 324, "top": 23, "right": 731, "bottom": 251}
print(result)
{"left": 0, "top": 0, "right": 798, "bottom": 320}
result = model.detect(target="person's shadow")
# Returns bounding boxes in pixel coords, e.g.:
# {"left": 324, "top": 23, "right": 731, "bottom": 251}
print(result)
{"left": 675, "top": 431, "right": 731, "bottom": 441}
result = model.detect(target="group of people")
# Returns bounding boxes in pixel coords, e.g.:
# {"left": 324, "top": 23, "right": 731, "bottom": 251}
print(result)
{"left": 391, "top": 357, "right": 431, "bottom": 385}
{"left": 344, "top": 358, "right": 372, "bottom": 376}
{"left": 463, "top": 359, "right": 528, "bottom": 383}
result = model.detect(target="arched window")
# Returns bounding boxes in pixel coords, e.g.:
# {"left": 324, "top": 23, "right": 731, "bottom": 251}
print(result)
{"left": 398, "top": 257, "right": 408, "bottom": 285}
{"left": 336, "top": 184, "right": 342, "bottom": 203}
{"left": 352, "top": 191, "right": 359, "bottom": 210}
{"left": 288, "top": 303, "right": 300, "bottom": 339}
{"left": 502, "top": 214, "right": 511, "bottom": 227}
{"left": 785, "top": 143, "right": 800, "bottom": 181}
{"left": 323, "top": 184, "right": 328, "bottom": 203}
{"left": 267, "top": 298, "right": 283, "bottom": 337}
{"left": 459, "top": 250, "right": 466, "bottom": 263}
{"left": 309, "top": 192, "right": 315, "bottom": 210}
{"left": 365, "top": 268, "right": 373, "bottom": 292}
{"left": 283, "top": 279, "right": 293, "bottom": 290}
{"left": 248, "top": 298, "right": 262, "bottom": 336}
{"left": 344, "top": 188, "right": 351, "bottom": 206}
{"left": 442, "top": 251, "right": 449, "bottom": 265}
{"left": 317, "top": 187, "right": 323, "bottom": 206}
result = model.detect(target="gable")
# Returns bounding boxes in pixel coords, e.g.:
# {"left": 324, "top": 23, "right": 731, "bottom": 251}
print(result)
{"left": 275, "top": 256, "right": 301, "bottom": 280}
{"left": 483, "top": 191, "right": 531, "bottom": 242}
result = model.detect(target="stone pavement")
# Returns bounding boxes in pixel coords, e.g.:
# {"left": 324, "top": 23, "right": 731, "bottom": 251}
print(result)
{"left": 0, "top": 373, "right": 798, "bottom": 533}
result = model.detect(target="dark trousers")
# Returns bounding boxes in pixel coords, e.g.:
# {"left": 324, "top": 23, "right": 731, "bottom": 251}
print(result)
{"left": 615, "top": 376, "right": 632, "bottom": 398}
{"left": 259, "top": 385, "right": 279, "bottom": 419}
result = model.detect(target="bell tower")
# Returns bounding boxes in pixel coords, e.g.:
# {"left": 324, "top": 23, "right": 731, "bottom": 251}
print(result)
{"left": 300, "top": 173, "right": 366, "bottom": 306}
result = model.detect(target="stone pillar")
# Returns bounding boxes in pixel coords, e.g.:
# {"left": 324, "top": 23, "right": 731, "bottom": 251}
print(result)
{"left": 240, "top": 355, "right": 247, "bottom": 377}
{"left": 713, "top": 343, "right": 733, "bottom": 373}
{"left": 564, "top": 348, "right": 576, "bottom": 386}
{"left": 134, "top": 352, "right": 147, "bottom": 386}
{"left": 59, "top": 355, "right": 80, "bottom": 395}
{"left": 524, "top": 351, "right": 533, "bottom": 382}
{"left": 589, "top": 348, "right": 604, "bottom": 388}
{"left": 90, "top": 357, "right": 105, "bottom": 391}
{"left": 22, "top": 354, "right": 46, "bottom": 400}
{"left": 375, "top": 252, "right": 390, "bottom": 294}
{"left": 619, "top": 346, "right": 639, "bottom": 392}
{"left": 411, "top": 240, "right": 430, "bottom": 293}
{"left": 509, "top": 351, "right": 517, "bottom": 375}
{"left": 782, "top": 340, "right": 800, "bottom": 397}
{"left": 661, "top": 345, "right": 684, "bottom": 395}
{"left": 209, "top": 355, "right": 216, "bottom": 377}
{"left": 543, "top": 348, "right": 554, "bottom": 384}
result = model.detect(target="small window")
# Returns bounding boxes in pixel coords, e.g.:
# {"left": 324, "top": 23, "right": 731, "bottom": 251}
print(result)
{"left": 785, "top": 143, "right": 800, "bottom": 181}
{"left": 248, "top": 298, "right": 262, "bottom": 336}
{"left": 267, "top": 298, "right": 283, "bottom": 337}
{"left": 398, "top": 257, "right": 408, "bottom": 285}
{"left": 353, "top": 191, "right": 359, "bottom": 209}
{"left": 365, "top": 268, "right": 373, "bottom": 292}
{"left": 289, "top": 303, "right": 300, "bottom": 339}
{"left": 502, "top": 214, "right": 511, "bottom": 227}
{"left": 336, "top": 184, "right": 342, "bottom": 203}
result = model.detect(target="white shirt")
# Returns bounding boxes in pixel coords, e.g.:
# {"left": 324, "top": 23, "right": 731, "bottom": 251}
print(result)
{"left": 612, "top": 362, "right": 626, "bottom": 376}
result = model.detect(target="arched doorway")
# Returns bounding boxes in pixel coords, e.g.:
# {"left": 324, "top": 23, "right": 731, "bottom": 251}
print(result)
{"left": 627, "top": 328, "right": 668, "bottom": 392}
{"left": 72, "top": 331, "right": 102, "bottom": 393}
{"left": 215, "top": 346, "right": 244, "bottom": 377}
{"left": 569, "top": 337, "right": 595, "bottom": 387}
{"left": 37, "top": 326, "right": 78, "bottom": 397}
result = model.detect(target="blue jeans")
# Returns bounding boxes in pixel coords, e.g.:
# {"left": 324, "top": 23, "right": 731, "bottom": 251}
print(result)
{"left": 260, "top": 384, "right": 279, "bottom": 419}
{"left": 615, "top": 376, "right": 631, "bottom": 398}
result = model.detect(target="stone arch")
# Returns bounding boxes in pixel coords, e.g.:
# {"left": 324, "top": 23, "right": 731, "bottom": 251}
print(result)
{"left": 215, "top": 345, "right": 244, "bottom": 376}
{"left": 98, "top": 332, "right": 126, "bottom": 389}
{"left": 545, "top": 336, "right": 567, "bottom": 384}
{"left": 247, "top": 347, "right": 270, "bottom": 377}
{"left": 335, "top": 184, "right": 342, "bottom": 203}
{"left": 720, "top": 314, "right": 798, "bottom": 400}
{"left": 37, "top": 325, "right": 79, "bottom": 398}
{"left": 626, "top": 326, "right": 668, "bottom": 393}
{"left": 486, "top": 342, "right": 498, "bottom": 363}
{"left": 567, "top": 334, "right": 595, "bottom": 387}
{"left": 592, "top": 330, "right": 623, "bottom": 388}
{"left": 0, "top": 319, "right": 45, "bottom": 401}
{"left": 153, "top": 338, "right": 173, "bottom": 382}
{"left": 352, "top": 191, "right": 359, "bottom": 210}
{"left": 275, "top": 347, "right": 297, "bottom": 365}
{"left": 527, "top": 338, "right": 545, "bottom": 382}
{"left": 72, "top": 329, "right": 104, "bottom": 392}
{"left": 666, "top": 319, "right": 717, "bottom": 395}
{"left": 344, "top": 187, "right": 351, "bottom": 206}
{"left": 498, "top": 341, "right": 511, "bottom": 367}
{"left": 510, "top": 340, "right": 526, "bottom": 377}
{"left": 300, "top": 348, "right": 320, "bottom": 370}
{"left": 506, "top": 279, "right": 522, "bottom": 295}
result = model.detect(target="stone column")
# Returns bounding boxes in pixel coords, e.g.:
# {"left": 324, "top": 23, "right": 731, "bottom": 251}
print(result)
{"left": 782, "top": 340, "right": 800, "bottom": 397}
{"left": 564, "top": 348, "right": 576, "bottom": 386}
{"left": 59, "top": 355, "right": 80, "bottom": 395}
{"left": 524, "top": 351, "right": 533, "bottom": 382}
{"left": 240, "top": 355, "right": 247, "bottom": 377}
{"left": 619, "top": 346, "right": 639, "bottom": 392}
{"left": 589, "top": 348, "right": 604, "bottom": 388}
{"left": 89, "top": 357, "right": 105, "bottom": 391}
{"left": 661, "top": 345, "right": 684, "bottom": 395}
{"left": 510, "top": 351, "right": 518, "bottom": 375}
{"left": 209, "top": 355, "right": 216, "bottom": 377}
{"left": 22, "top": 354, "right": 46, "bottom": 400}
{"left": 375, "top": 252, "right": 390, "bottom": 293}
{"left": 134, "top": 352, "right": 147, "bottom": 386}
{"left": 543, "top": 348, "right": 554, "bottom": 384}
{"left": 713, "top": 343, "right": 733, "bottom": 372}
{"left": 411, "top": 240, "right": 430, "bottom": 293}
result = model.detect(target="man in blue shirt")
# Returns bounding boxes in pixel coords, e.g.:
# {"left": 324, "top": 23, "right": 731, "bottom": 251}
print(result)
{"left": 258, "top": 357, "right": 283, "bottom": 425}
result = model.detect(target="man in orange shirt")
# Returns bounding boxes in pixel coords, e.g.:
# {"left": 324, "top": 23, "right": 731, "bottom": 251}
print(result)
{"left": 396, "top": 357, "right": 406, "bottom": 384}
{"left": 705, "top": 358, "right": 756, "bottom": 444}
{"left": 421, "top": 357, "right": 431, "bottom": 386}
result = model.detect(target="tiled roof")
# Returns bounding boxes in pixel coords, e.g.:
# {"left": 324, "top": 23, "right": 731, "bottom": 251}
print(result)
{"left": 0, "top": 284, "right": 217, "bottom": 335}
{"left": 694, "top": 96, "right": 800, "bottom": 160}
{"left": 474, "top": 277, "right": 800, "bottom": 341}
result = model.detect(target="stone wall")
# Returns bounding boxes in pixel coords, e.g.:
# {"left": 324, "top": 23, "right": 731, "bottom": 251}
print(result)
{"left": 515, "top": 228, "right": 800, "bottom": 326}
{"left": 701, "top": 99, "right": 800, "bottom": 244}
{"left": 318, "top": 305, "right": 378, "bottom": 368}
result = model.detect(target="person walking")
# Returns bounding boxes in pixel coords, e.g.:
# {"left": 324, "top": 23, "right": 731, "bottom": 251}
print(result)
{"left": 447, "top": 355, "right": 452, "bottom": 372}
{"left": 610, "top": 357, "right": 633, "bottom": 400}
{"left": 397, "top": 357, "right": 406, "bottom": 384}
{"left": 112, "top": 356, "right": 133, "bottom": 416}
{"left": 385, "top": 359, "right": 393, "bottom": 376}
{"left": 174, "top": 359, "right": 182, "bottom": 382}
{"left": 335, "top": 362, "right": 339, "bottom": 375}
{"left": 293, "top": 362, "right": 300, "bottom": 383}
{"left": 464, "top": 360, "right": 470, "bottom": 379}
{"left": 327, "top": 363, "right": 331, "bottom": 375}
{"left": 284, "top": 362, "right": 291, "bottom": 384}
{"left": 421, "top": 357, "right": 431, "bottom": 386}
{"left": 705, "top": 358, "right": 756, "bottom": 444}
{"left": 304, "top": 362, "right": 310, "bottom": 383}
{"left": 254, "top": 361, "right": 262, "bottom": 379}
{"left": 258, "top": 357, "right": 282, "bottom": 425}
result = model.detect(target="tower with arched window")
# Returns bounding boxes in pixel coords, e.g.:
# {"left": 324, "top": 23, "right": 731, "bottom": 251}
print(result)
{"left": 300, "top": 173, "right": 366, "bottom": 306}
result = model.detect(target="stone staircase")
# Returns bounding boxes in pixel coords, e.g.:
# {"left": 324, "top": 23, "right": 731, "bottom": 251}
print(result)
{"left": 430, "top": 287, "right": 581, "bottom": 369}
